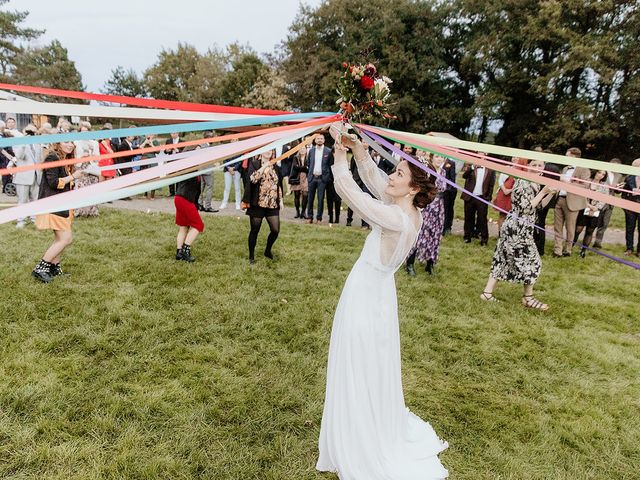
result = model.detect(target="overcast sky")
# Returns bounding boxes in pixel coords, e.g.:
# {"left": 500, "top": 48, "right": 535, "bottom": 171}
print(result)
{"left": 11, "top": 0, "right": 323, "bottom": 92}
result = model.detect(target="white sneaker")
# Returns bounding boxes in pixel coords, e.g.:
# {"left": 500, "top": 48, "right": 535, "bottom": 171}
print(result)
{"left": 235, "top": 204, "right": 242, "bottom": 210}
{"left": 219, "top": 202, "right": 228, "bottom": 209}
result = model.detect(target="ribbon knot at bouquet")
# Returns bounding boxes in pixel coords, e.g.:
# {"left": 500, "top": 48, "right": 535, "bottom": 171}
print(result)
{"left": 336, "top": 61, "right": 394, "bottom": 122}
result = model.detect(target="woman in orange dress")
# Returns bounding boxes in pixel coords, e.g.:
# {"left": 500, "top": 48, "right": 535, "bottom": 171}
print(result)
{"left": 32, "top": 142, "right": 85, "bottom": 283}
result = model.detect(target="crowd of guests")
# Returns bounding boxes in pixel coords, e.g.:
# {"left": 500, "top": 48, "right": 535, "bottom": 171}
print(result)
{"left": 1, "top": 115, "right": 639, "bottom": 286}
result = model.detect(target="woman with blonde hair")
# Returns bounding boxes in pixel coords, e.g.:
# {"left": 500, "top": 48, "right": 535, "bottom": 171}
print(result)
{"left": 31, "top": 142, "right": 85, "bottom": 282}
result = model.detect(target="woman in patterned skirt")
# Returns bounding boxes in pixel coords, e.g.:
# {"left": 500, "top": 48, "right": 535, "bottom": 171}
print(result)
{"left": 74, "top": 124, "right": 101, "bottom": 218}
{"left": 480, "top": 159, "right": 555, "bottom": 310}
{"left": 242, "top": 149, "right": 282, "bottom": 264}
{"left": 405, "top": 153, "right": 446, "bottom": 276}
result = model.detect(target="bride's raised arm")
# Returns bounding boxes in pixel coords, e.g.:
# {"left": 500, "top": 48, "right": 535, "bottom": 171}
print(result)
{"left": 331, "top": 144, "right": 404, "bottom": 232}
{"left": 329, "top": 124, "right": 391, "bottom": 203}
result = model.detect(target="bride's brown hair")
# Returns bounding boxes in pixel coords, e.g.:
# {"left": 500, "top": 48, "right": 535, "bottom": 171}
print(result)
{"left": 406, "top": 158, "right": 438, "bottom": 209}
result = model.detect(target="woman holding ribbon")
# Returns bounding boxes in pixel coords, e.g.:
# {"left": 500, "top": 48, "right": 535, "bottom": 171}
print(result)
{"left": 32, "top": 142, "right": 85, "bottom": 283}
{"left": 242, "top": 149, "right": 282, "bottom": 264}
{"left": 480, "top": 159, "right": 555, "bottom": 310}
{"left": 316, "top": 124, "right": 448, "bottom": 480}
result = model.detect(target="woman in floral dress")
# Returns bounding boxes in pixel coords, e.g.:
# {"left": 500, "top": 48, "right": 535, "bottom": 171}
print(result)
{"left": 74, "top": 125, "right": 100, "bottom": 218}
{"left": 480, "top": 159, "right": 556, "bottom": 310}
{"left": 405, "top": 154, "right": 446, "bottom": 276}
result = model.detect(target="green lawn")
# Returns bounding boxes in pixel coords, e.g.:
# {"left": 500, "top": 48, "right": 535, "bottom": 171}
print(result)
{"left": 1, "top": 209, "right": 638, "bottom": 479}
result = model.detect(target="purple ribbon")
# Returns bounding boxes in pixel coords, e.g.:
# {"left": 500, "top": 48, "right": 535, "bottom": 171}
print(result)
{"left": 360, "top": 128, "right": 640, "bottom": 271}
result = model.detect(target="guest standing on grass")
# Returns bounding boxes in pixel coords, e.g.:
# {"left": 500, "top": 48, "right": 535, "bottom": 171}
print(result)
{"left": 98, "top": 136, "right": 117, "bottom": 182}
{"left": 573, "top": 170, "right": 608, "bottom": 258}
{"left": 220, "top": 138, "right": 243, "bottom": 210}
{"left": 405, "top": 154, "right": 446, "bottom": 276}
{"left": 243, "top": 150, "right": 282, "bottom": 264}
{"left": 165, "top": 132, "right": 182, "bottom": 197}
{"left": 552, "top": 147, "right": 590, "bottom": 257}
{"left": 289, "top": 149, "right": 309, "bottom": 219}
{"left": 593, "top": 158, "right": 623, "bottom": 249}
{"left": 9, "top": 123, "right": 42, "bottom": 228}
{"left": 461, "top": 159, "right": 496, "bottom": 246}
{"left": 198, "top": 131, "right": 218, "bottom": 212}
{"left": 174, "top": 147, "right": 203, "bottom": 263}
{"left": 442, "top": 156, "right": 457, "bottom": 235}
{"left": 73, "top": 142, "right": 100, "bottom": 218}
{"left": 622, "top": 158, "right": 640, "bottom": 257}
{"left": 480, "top": 159, "right": 556, "bottom": 311}
{"left": 138, "top": 134, "right": 160, "bottom": 199}
{"left": 306, "top": 134, "right": 333, "bottom": 224}
{"left": 31, "top": 142, "right": 86, "bottom": 283}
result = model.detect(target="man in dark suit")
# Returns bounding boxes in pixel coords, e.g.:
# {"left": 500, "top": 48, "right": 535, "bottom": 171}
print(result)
{"left": 306, "top": 134, "right": 333, "bottom": 223}
{"left": 442, "top": 158, "right": 457, "bottom": 235}
{"left": 164, "top": 132, "right": 182, "bottom": 196}
{"left": 116, "top": 128, "right": 136, "bottom": 176}
{"left": 461, "top": 158, "right": 496, "bottom": 245}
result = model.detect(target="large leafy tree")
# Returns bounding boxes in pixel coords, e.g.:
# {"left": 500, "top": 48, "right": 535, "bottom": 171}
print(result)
{"left": 143, "top": 42, "right": 201, "bottom": 102}
{"left": 0, "top": 0, "right": 43, "bottom": 79}
{"left": 453, "top": 0, "right": 639, "bottom": 158}
{"left": 222, "top": 44, "right": 270, "bottom": 106}
{"left": 11, "top": 40, "right": 84, "bottom": 99}
{"left": 282, "top": 0, "right": 477, "bottom": 134}
{"left": 102, "top": 66, "right": 147, "bottom": 98}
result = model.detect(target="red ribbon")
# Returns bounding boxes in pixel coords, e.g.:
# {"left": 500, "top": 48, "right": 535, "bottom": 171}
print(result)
{"left": 0, "top": 82, "right": 291, "bottom": 116}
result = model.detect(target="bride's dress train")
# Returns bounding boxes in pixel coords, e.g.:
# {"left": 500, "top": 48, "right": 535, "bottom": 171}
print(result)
{"left": 316, "top": 150, "right": 448, "bottom": 479}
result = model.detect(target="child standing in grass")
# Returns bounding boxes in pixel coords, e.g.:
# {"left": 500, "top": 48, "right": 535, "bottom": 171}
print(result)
{"left": 32, "top": 142, "right": 86, "bottom": 283}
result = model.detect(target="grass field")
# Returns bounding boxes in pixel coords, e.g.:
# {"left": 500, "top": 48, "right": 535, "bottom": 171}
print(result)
{"left": 1, "top": 208, "right": 639, "bottom": 479}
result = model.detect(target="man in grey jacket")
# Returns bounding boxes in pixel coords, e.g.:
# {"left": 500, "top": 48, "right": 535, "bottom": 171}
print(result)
{"left": 8, "top": 124, "right": 43, "bottom": 228}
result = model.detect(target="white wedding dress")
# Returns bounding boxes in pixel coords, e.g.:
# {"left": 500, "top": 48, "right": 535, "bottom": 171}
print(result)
{"left": 316, "top": 152, "right": 448, "bottom": 480}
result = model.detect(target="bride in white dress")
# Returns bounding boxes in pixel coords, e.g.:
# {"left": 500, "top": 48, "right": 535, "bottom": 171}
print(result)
{"left": 316, "top": 124, "right": 449, "bottom": 479}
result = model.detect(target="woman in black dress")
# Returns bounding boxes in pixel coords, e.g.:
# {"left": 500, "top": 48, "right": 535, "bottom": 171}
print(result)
{"left": 242, "top": 150, "right": 282, "bottom": 264}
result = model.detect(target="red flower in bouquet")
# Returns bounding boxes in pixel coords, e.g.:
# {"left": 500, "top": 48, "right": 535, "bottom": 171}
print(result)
{"left": 336, "top": 61, "right": 393, "bottom": 121}
{"left": 360, "top": 76, "right": 375, "bottom": 90}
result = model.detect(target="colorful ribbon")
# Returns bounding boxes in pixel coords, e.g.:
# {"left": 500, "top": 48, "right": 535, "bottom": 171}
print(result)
{"left": 373, "top": 127, "right": 640, "bottom": 177}
{"left": 362, "top": 125, "right": 640, "bottom": 214}
{"left": 0, "top": 99, "right": 261, "bottom": 122}
{"left": 0, "top": 82, "right": 291, "bottom": 116}
{"left": 361, "top": 128, "right": 640, "bottom": 271}
{"left": 0, "top": 124, "right": 324, "bottom": 222}
{"left": 0, "top": 115, "right": 340, "bottom": 176}
{"left": 0, "top": 112, "right": 337, "bottom": 149}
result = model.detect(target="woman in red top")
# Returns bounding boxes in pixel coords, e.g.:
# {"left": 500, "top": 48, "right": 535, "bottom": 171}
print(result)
{"left": 98, "top": 138, "right": 116, "bottom": 180}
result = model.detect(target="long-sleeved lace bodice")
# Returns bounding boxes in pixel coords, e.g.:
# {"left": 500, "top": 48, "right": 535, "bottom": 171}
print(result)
{"left": 331, "top": 149, "right": 421, "bottom": 269}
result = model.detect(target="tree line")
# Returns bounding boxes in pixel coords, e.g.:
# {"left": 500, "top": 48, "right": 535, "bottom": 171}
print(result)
{"left": 1, "top": 0, "right": 638, "bottom": 160}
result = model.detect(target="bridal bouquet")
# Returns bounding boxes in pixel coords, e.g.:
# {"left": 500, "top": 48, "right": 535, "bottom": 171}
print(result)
{"left": 336, "top": 62, "right": 394, "bottom": 122}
